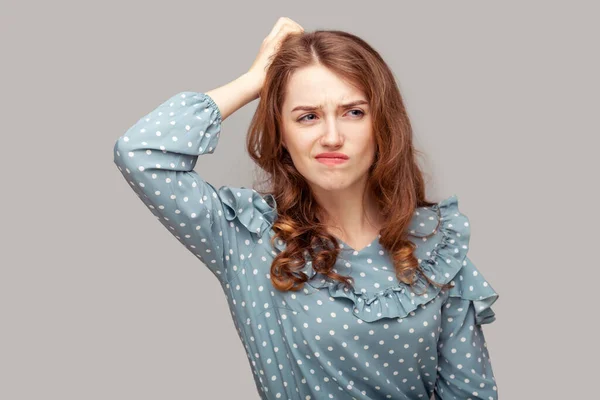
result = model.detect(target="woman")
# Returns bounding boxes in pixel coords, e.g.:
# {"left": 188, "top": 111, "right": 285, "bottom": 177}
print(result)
{"left": 113, "top": 17, "right": 500, "bottom": 400}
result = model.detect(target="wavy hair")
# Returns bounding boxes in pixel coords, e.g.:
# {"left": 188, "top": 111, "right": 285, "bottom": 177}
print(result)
{"left": 246, "top": 30, "right": 452, "bottom": 295}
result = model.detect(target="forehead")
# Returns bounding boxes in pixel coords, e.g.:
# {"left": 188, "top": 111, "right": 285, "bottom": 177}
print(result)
{"left": 283, "top": 65, "right": 365, "bottom": 108}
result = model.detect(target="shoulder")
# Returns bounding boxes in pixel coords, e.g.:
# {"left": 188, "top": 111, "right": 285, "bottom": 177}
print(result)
{"left": 405, "top": 195, "right": 472, "bottom": 286}
{"left": 406, "top": 194, "right": 465, "bottom": 238}
{"left": 216, "top": 185, "right": 277, "bottom": 239}
{"left": 408, "top": 194, "right": 499, "bottom": 325}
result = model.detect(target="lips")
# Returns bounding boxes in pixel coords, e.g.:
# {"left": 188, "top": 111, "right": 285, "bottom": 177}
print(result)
{"left": 315, "top": 152, "right": 349, "bottom": 159}
{"left": 316, "top": 155, "right": 349, "bottom": 165}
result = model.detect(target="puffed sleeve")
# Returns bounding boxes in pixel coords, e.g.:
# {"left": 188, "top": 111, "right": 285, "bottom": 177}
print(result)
{"left": 434, "top": 257, "right": 500, "bottom": 400}
{"left": 113, "top": 91, "right": 277, "bottom": 286}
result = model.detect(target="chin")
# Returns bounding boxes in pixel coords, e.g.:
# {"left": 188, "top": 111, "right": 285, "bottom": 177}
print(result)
{"left": 314, "top": 177, "right": 354, "bottom": 192}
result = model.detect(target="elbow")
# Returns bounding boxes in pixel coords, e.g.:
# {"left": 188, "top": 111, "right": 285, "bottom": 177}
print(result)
{"left": 113, "top": 136, "right": 129, "bottom": 167}
{"left": 113, "top": 134, "right": 140, "bottom": 173}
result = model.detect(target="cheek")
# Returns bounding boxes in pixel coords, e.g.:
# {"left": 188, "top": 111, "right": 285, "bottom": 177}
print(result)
{"left": 286, "top": 136, "right": 312, "bottom": 155}
{"left": 357, "top": 131, "right": 376, "bottom": 154}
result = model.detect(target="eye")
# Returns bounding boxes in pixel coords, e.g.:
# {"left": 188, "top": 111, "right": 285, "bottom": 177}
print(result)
{"left": 298, "top": 113, "right": 317, "bottom": 122}
{"left": 347, "top": 109, "right": 364, "bottom": 117}
{"left": 297, "top": 109, "right": 365, "bottom": 122}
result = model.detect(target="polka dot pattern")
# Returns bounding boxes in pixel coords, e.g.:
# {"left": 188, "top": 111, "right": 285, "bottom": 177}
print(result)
{"left": 114, "top": 91, "right": 500, "bottom": 399}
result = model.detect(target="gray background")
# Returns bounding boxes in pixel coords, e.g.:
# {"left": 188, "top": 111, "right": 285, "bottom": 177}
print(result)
{"left": 2, "top": 1, "right": 598, "bottom": 398}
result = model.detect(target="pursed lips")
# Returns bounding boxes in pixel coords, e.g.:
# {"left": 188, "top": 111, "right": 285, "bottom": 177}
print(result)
{"left": 315, "top": 154, "right": 349, "bottom": 165}
{"left": 315, "top": 153, "right": 349, "bottom": 159}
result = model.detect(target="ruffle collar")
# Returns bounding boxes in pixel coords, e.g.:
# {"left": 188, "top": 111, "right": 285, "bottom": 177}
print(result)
{"left": 270, "top": 194, "right": 472, "bottom": 323}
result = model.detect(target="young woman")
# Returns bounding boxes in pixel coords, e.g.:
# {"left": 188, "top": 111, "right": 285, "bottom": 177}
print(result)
{"left": 113, "top": 17, "right": 500, "bottom": 400}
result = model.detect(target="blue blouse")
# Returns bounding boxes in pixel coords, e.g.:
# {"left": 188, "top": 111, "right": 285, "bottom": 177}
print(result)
{"left": 113, "top": 91, "right": 500, "bottom": 400}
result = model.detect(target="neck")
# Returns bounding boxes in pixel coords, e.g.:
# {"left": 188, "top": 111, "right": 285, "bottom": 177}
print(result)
{"left": 311, "top": 178, "right": 382, "bottom": 240}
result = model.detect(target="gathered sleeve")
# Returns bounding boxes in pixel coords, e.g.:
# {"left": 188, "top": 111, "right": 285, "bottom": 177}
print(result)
{"left": 434, "top": 257, "right": 500, "bottom": 400}
{"left": 113, "top": 92, "right": 277, "bottom": 286}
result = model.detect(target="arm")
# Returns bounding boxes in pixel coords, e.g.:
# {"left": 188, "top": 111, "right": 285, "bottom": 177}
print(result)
{"left": 434, "top": 297, "right": 498, "bottom": 400}
{"left": 113, "top": 75, "right": 260, "bottom": 285}
{"left": 113, "top": 17, "right": 304, "bottom": 285}
{"left": 434, "top": 258, "right": 500, "bottom": 400}
{"left": 205, "top": 72, "right": 261, "bottom": 121}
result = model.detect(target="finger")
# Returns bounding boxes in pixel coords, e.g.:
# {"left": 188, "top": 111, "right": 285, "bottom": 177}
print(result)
{"left": 284, "top": 18, "right": 303, "bottom": 31}
{"left": 267, "top": 17, "right": 288, "bottom": 39}
{"left": 287, "top": 20, "right": 303, "bottom": 32}
{"left": 271, "top": 24, "right": 293, "bottom": 46}
{"left": 266, "top": 25, "right": 286, "bottom": 44}
{"left": 283, "top": 22, "right": 304, "bottom": 35}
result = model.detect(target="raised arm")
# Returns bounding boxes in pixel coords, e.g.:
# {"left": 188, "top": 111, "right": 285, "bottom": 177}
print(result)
{"left": 113, "top": 74, "right": 262, "bottom": 285}
{"left": 112, "top": 17, "right": 304, "bottom": 286}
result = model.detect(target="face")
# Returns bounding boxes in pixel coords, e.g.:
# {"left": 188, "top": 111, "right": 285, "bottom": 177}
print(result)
{"left": 280, "top": 64, "right": 376, "bottom": 196}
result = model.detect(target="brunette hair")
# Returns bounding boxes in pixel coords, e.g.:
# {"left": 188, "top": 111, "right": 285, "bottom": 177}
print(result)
{"left": 246, "top": 30, "right": 452, "bottom": 295}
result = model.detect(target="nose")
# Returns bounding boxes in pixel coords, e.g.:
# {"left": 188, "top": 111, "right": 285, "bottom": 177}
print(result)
{"left": 320, "top": 119, "right": 343, "bottom": 147}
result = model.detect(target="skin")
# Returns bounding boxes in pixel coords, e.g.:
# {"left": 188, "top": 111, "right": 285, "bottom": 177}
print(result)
{"left": 280, "top": 64, "right": 383, "bottom": 251}
{"left": 207, "top": 18, "right": 382, "bottom": 251}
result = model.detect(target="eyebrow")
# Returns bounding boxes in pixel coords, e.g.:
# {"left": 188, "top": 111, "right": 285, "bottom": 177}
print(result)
{"left": 291, "top": 100, "right": 369, "bottom": 112}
